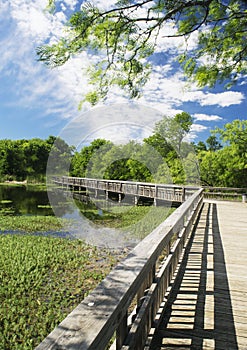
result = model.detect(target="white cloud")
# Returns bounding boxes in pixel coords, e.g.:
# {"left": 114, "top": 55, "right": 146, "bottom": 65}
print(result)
{"left": 155, "top": 24, "right": 199, "bottom": 53}
{"left": 186, "top": 123, "right": 208, "bottom": 141}
{"left": 199, "top": 91, "right": 244, "bottom": 107}
{"left": 191, "top": 124, "right": 208, "bottom": 132}
{"left": 0, "top": 0, "right": 246, "bottom": 143}
{"left": 183, "top": 90, "right": 244, "bottom": 107}
{"left": 63, "top": 0, "right": 78, "bottom": 10}
{"left": 193, "top": 113, "right": 222, "bottom": 121}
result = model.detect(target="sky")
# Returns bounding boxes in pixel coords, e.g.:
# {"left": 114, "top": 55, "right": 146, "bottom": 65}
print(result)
{"left": 0, "top": 0, "right": 246, "bottom": 148}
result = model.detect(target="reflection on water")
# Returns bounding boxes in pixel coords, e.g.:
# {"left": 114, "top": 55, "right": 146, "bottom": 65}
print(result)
{"left": 0, "top": 185, "right": 139, "bottom": 249}
{"left": 0, "top": 185, "right": 53, "bottom": 216}
{"left": 48, "top": 187, "right": 140, "bottom": 249}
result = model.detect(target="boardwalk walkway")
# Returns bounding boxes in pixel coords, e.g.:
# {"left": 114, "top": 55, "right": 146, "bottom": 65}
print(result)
{"left": 147, "top": 200, "right": 247, "bottom": 350}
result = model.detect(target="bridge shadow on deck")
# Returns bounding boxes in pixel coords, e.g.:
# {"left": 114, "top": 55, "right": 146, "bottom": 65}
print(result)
{"left": 148, "top": 202, "right": 238, "bottom": 350}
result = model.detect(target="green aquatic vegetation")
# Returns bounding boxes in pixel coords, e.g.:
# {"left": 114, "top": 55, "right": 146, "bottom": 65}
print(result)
{"left": 78, "top": 203, "right": 174, "bottom": 238}
{"left": 0, "top": 215, "right": 67, "bottom": 233}
{"left": 0, "top": 234, "right": 117, "bottom": 349}
{"left": 37, "top": 204, "right": 52, "bottom": 209}
{"left": 75, "top": 199, "right": 173, "bottom": 234}
{"left": 118, "top": 206, "right": 175, "bottom": 239}
{"left": 0, "top": 200, "right": 13, "bottom": 204}
{"left": 0, "top": 207, "right": 16, "bottom": 216}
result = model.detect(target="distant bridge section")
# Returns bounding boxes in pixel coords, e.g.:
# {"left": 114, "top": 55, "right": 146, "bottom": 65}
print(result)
{"left": 52, "top": 176, "right": 200, "bottom": 205}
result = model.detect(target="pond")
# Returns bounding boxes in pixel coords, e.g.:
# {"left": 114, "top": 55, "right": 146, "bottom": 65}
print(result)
{"left": 0, "top": 185, "right": 139, "bottom": 248}
{"left": 0, "top": 184, "right": 53, "bottom": 216}
{"left": 0, "top": 184, "right": 172, "bottom": 249}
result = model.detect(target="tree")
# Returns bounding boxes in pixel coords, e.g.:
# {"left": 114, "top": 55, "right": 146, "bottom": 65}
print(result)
{"left": 144, "top": 112, "right": 198, "bottom": 184}
{"left": 21, "top": 138, "right": 51, "bottom": 181}
{"left": 152, "top": 112, "right": 193, "bottom": 152}
{"left": 70, "top": 139, "right": 113, "bottom": 177}
{"left": 198, "top": 120, "right": 247, "bottom": 187}
{"left": 194, "top": 141, "right": 207, "bottom": 153}
{"left": 214, "top": 119, "right": 247, "bottom": 153}
{"left": 38, "top": 0, "right": 247, "bottom": 105}
{"left": 206, "top": 135, "right": 222, "bottom": 151}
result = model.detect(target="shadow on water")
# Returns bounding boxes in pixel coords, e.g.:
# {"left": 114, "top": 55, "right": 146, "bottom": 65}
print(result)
{"left": 148, "top": 202, "right": 238, "bottom": 350}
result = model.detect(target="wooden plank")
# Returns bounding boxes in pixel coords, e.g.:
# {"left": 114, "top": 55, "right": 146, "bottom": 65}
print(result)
{"left": 147, "top": 200, "right": 247, "bottom": 350}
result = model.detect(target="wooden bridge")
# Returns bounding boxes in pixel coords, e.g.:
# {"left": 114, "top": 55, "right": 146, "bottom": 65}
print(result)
{"left": 52, "top": 176, "right": 199, "bottom": 205}
{"left": 36, "top": 184, "right": 247, "bottom": 350}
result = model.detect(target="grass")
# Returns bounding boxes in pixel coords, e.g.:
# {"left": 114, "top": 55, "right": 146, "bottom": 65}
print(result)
{"left": 0, "top": 234, "right": 118, "bottom": 349}
{"left": 0, "top": 215, "right": 69, "bottom": 233}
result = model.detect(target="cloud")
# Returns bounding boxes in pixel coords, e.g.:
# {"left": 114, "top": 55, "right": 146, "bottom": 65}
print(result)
{"left": 186, "top": 123, "right": 208, "bottom": 141}
{"left": 193, "top": 113, "right": 222, "bottom": 121}
{"left": 0, "top": 0, "right": 245, "bottom": 143}
{"left": 0, "top": 0, "right": 83, "bottom": 120}
{"left": 183, "top": 90, "right": 244, "bottom": 107}
{"left": 60, "top": 103, "right": 163, "bottom": 147}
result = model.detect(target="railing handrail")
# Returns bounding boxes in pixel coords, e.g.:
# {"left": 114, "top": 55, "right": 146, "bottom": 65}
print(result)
{"left": 36, "top": 188, "right": 204, "bottom": 350}
{"left": 203, "top": 186, "right": 247, "bottom": 192}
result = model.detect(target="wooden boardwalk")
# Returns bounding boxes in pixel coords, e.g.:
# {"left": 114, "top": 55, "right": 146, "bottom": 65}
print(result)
{"left": 146, "top": 200, "right": 247, "bottom": 350}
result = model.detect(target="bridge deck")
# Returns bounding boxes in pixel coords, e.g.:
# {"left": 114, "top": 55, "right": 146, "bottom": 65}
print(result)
{"left": 146, "top": 200, "right": 247, "bottom": 350}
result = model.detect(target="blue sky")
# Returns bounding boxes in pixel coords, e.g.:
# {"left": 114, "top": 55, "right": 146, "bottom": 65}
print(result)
{"left": 0, "top": 0, "right": 246, "bottom": 147}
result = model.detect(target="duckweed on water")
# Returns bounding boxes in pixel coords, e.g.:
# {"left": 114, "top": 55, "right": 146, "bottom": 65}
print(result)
{"left": 0, "top": 234, "right": 117, "bottom": 349}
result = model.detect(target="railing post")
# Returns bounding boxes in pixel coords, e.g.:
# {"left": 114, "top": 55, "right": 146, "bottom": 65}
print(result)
{"left": 182, "top": 187, "right": 186, "bottom": 202}
{"left": 116, "top": 312, "right": 128, "bottom": 350}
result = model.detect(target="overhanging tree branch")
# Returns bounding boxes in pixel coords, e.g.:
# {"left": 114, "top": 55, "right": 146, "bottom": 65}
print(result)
{"left": 38, "top": 0, "right": 247, "bottom": 105}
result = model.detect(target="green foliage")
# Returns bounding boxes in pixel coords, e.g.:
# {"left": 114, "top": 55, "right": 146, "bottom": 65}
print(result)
{"left": 178, "top": 0, "right": 247, "bottom": 88}
{"left": 70, "top": 139, "right": 113, "bottom": 177}
{"left": 69, "top": 113, "right": 198, "bottom": 185}
{"left": 153, "top": 112, "right": 193, "bottom": 152}
{"left": 0, "top": 137, "right": 73, "bottom": 182}
{"left": 197, "top": 119, "right": 247, "bottom": 187}
{"left": 0, "top": 234, "right": 116, "bottom": 349}
{"left": 38, "top": 1, "right": 247, "bottom": 105}
{"left": 206, "top": 135, "right": 222, "bottom": 152}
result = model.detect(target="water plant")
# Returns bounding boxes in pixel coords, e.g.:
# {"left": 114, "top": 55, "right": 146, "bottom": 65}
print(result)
{"left": 0, "top": 215, "right": 67, "bottom": 233}
{"left": 0, "top": 234, "right": 118, "bottom": 349}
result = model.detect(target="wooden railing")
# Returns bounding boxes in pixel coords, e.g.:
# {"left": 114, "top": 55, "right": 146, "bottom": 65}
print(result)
{"left": 203, "top": 186, "right": 247, "bottom": 202}
{"left": 52, "top": 176, "right": 199, "bottom": 204}
{"left": 36, "top": 188, "right": 204, "bottom": 350}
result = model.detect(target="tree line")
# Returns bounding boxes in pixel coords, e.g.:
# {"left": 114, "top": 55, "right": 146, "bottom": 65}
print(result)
{"left": 0, "top": 117, "right": 246, "bottom": 188}
{"left": 0, "top": 136, "right": 73, "bottom": 183}
{"left": 70, "top": 116, "right": 247, "bottom": 188}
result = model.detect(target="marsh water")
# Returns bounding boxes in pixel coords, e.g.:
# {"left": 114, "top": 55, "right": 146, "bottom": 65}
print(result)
{"left": 0, "top": 184, "right": 173, "bottom": 249}
{"left": 0, "top": 184, "right": 53, "bottom": 216}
